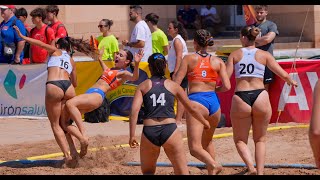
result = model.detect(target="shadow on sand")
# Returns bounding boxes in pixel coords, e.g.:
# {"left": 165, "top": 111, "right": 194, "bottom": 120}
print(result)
{"left": 0, "top": 159, "right": 64, "bottom": 168}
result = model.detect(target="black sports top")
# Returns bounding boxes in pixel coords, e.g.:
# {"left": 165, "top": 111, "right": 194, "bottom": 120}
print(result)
{"left": 143, "top": 76, "right": 175, "bottom": 119}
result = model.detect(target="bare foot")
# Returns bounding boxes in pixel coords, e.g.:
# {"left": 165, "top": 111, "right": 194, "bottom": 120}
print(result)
{"left": 212, "top": 164, "right": 223, "bottom": 175}
{"left": 245, "top": 168, "right": 257, "bottom": 175}
{"left": 71, "top": 150, "right": 80, "bottom": 160}
{"left": 64, "top": 156, "right": 79, "bottom": 168}
{"left": 79, "top": 137, "right": 89, "bottom": 158}
{"left": 208, "top": 163, "right": 223, "bottom": 175}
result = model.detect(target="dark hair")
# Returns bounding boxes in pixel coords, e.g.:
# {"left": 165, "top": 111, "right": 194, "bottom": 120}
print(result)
{"left": 123, "top": 49, "right": 134, "bottom": 70}
{"left": 130, "top": 5, "right": 142, "bottom": 14}
{"left": 45, "top": 5, "right": 59, "bottom": 16}
{"left": 148, "top": 53, "right": 167, "bottom": 76}
{"left": 145, "top": 13, "right": 159, "bottom": 25}
{"left": 56, "top": 37, "right": 96, "bottom": 58}
{"left": 255, "top": 5, "right": 268, "bottom": 11}
{"left": 194, "top": 29, "right": 214, "bottom": 47}
{"left": 170, "top": 20, "right": 188, "bottom": 41}
{"left": 241, "top": 26, "right": 261, "bottom": 41}
{"left": 30, "top": 7, "right": 46, "bottom": 21}
{"left": 124, "top": 49, "right": 133, "bottom": 62}
{"left": 101, "top": 19, "right": 113, "bottom": 29}
{"left": 15, "top": 8, "right": 28, "bottom": 18}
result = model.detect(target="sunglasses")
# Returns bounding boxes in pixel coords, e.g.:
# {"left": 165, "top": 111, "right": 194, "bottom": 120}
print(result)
{"left": 98, "top": 25, "right": 107, "bottom": 28}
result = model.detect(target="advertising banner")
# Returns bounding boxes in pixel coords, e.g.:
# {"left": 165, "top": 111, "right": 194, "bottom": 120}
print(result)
{"left": 218, "top": 59, "right": 320, "bottom": 127}
{"left": 0, "top": 64, "right": 47, "bottom": 116}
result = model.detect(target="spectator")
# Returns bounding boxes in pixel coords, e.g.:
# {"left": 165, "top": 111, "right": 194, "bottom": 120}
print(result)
{"left": 122, "top": 5, "right": 152, "bottom": 62}
{"left": 145, "top": 13, "right": 169, "bottom": 56}
{"left": 167, "top": 20, "right": 188, "bottom": 127}
{"left": 15, "top": 7, "right": 31, "bottom": 32}
{"left": 177, "top": 5, "right": 201, "bottom": 30}
{"left": 29, "top": 7, "right": 55, "bottom": 63}
{"left": 45, "top": 5, "right": 68, "bottom": 41}
{"left": 96, "top": 19, "right": 119, "bottom": 63}
{"left": 200, "top": 5, "right": 221, "bottom": 36}
{"left": 253, "top": 5, "right": 279, "bottom": 91}
{"left": 12, "top": 7, "right": 17, "bottom": 14}
{"left": 15, "top": 7, "right": 32, "bottom": 64}
{"left": 0, "top": 5, "right": 27, "bottom": 64}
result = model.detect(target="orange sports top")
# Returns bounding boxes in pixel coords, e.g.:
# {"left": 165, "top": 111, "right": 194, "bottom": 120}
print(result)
{"left": 187, "top": 52, "right": 218, "bottom": 82}
{"left": 100, "top": 69, "right": 123, "bottom": 90}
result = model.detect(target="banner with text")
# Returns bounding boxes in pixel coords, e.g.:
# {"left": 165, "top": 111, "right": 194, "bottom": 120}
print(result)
{"left": 0, "top": 61, "right": 169, "bottom": 119}
{"left": 218, "top": 59, "right": 320, "bottom": 127}
{"left": 0, "top": 64, "right": 47, "bottom": 116}
{"left": 269, "top": 60, "right": 320, "bottom": 124}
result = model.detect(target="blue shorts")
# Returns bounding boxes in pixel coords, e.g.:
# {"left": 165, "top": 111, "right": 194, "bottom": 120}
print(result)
{"left": 188, "top": 91, "right": 220, "bottom": 116}
{"left": 85, "top": 88, "right": 105, "bottom": 100}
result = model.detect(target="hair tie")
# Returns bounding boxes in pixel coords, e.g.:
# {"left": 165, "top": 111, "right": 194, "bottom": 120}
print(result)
{"left": 205, "top": 37, "right": 214, "bottom": 45}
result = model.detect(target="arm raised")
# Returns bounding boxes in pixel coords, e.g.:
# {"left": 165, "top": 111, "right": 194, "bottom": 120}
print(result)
{"left": 13, "top": 25, "right": 57, "bottom": 55}
{"left": 96, "top": 47, "right": 109, "bottom": 72}
{"left": 117, "top": 49, "right": 144, "bottom": 82}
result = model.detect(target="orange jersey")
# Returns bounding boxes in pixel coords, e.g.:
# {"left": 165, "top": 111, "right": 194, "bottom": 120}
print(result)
{"left": 100, "top": 69, "right": 122, "bottom": 90}
{"left": 187, "top": 53, "right": 218, "bottom": 82}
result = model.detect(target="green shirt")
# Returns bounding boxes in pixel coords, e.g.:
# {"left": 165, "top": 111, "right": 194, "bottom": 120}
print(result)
{"left": 152, "top": 29, "right": 169, "bottom": 55}
{"left": 96, "top": 34, "right": 119, "bottom": 61}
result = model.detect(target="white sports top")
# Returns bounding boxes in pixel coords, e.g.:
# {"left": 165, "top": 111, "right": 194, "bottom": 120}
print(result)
{"left": 167, "top": 34, "right": 188, "bottom": 73}
{"left": 234, "top": 48, "right": 265, "bottom": 79}
{"left": 47, "top": 50, "right": 73, "bottom": 74}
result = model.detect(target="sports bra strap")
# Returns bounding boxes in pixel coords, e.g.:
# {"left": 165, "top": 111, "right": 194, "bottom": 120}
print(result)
{"left": 196, "top": 51, "right": 210, "bottom": 58}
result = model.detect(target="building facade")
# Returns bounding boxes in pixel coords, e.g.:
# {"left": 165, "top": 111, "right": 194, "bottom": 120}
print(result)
{"left": 4, "top": 5, "right": 320, "bottom": 48}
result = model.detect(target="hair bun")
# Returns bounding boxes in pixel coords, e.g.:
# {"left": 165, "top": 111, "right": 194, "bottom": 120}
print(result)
{"left": 250, "top": 27, "right": 260, "bottom": 37}
{"left": 109, "top": 20, "right": 113, "bottom": 26}
{"left": 206, "top": 37, "right": 214, "bottom": 46}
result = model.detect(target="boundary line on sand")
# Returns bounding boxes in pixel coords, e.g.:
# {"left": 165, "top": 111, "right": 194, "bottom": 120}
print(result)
{"left": 0, "top": 124, "right": 309, "bottom": 165}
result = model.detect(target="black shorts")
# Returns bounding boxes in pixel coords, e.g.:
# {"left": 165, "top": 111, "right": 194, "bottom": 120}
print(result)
{"left": 235, "top": 89, "right": 265, "bottom": 107}
{"left": 46, "top": 80, "right": 72, "bottom": 94}
{"left": 170, "top": 72, "right": 188, "bottom": 89}
{"left": 142, "top": 123, "right": 177, "bottom": 147}
{"left": 263, "top": 66, "right": 274, "bottom": 84}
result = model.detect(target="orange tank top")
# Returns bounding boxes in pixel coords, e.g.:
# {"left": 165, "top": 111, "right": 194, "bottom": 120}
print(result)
{"left": 187, "top": 52, "right": 218, "bottom": 82}
{"left": 100, "top": 69, "right": 122, "bottom": 90}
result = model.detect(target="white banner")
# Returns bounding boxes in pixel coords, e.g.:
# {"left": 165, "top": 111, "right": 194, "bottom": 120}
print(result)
{"left": 0, "top": 64, "right": 47, "bottom": 116}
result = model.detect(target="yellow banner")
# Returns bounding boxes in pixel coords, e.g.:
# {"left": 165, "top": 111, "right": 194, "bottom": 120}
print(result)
{"left": 75, "top": 60, "right": 171, "bottom": 120}
{"left": 75, "top": 61, "right": 170, "bottom": 95}
{"left": 75, "top": 61, "right": 114, "bottom": 95}
{"left": 106, "top": 84, "right": 137, "bottom": 103}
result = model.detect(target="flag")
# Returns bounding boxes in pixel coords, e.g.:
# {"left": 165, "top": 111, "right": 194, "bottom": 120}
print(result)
{"left": 243, "top": 5, "right": 257, "bottom": 26}
{"left": 90, "top": 35, "right": 99, "bottom": 50}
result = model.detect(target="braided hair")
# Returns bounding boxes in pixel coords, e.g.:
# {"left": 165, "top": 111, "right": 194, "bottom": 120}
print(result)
{"left": 194, "top": 29, "right": 214, "bottom": 48}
